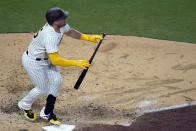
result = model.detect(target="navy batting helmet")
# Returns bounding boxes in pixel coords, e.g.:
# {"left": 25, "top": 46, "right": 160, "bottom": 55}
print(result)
{"left": 46, "top": 7, "right": 69, "bottom": 25}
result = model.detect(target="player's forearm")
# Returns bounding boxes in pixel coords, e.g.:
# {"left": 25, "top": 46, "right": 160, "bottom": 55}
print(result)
{"left": 48, "top": 52, "right": 90, "bottom": 69}
{"left": 66, "top": 29, "right": 103, "bottom": 43}
{"left": 48, "top": 53, "right": 76, "bottom": 67}
{"left": 66, "top": 29, "right": 81, "bottom": 39}
{"left": 66, "top": 29, "right": 88, "bottom": 40}
{"left": 66, "top": 29, "right": 89, "bottom": 40}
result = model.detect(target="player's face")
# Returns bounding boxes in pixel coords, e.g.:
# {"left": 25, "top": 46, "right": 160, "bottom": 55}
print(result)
{"left": 54, "top": 19, "right": 67, "bottom": 28}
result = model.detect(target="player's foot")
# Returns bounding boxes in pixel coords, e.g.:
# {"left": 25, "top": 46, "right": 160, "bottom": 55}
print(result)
{"left": 40, "top": 107, "right": 61, "bottom": 125}
{"left": 18, "top": 102, "right": 36, "bottom": 121}
{"left": 23, "top": 109, "right": 36, "bottom": 121}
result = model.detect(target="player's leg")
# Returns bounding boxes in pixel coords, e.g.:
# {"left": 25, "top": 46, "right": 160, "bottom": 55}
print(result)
{"left": 46, "top": 65, "right": 62, "bottom": 96}
{"left": 18, "top": 53, "right": 48, "bottom": 120}
{"left": 18, "top": 67, "right": 48, "bottom": 108}
{"left": 40, "top": 65, "right": 62, "bottom": 125}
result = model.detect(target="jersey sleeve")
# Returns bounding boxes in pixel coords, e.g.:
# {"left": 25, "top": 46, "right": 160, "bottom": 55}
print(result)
{"left": 44, "top": 36, "right": 59, "bottom": 54}
{"left": 61, "top": 24, "right": 71, "bottom": 33}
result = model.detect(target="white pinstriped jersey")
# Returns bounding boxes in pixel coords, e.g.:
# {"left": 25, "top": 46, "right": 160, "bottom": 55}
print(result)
{"left": 18, "top": 24, "right": 69, "bottom": 109}
{"left": 27, "top": 23, "right": 71, "bottom": 59}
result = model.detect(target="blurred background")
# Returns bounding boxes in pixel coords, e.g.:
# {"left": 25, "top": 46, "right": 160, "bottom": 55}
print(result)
{"left": 0, "top": 0, "right": 196, "bottom": 43}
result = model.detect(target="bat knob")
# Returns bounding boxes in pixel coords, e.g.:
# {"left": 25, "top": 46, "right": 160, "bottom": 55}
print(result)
{"left": 102, "top": 33, "right": 106, "bottom": 38}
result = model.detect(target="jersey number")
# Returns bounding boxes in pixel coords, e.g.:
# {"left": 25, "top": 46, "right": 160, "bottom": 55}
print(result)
{"left": 34, "top": 26, "right": 44, "bottom": 38}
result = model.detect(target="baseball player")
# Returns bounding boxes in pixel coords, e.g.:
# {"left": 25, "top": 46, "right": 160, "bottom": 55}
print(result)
{"left": 18, "top": 7, "right": 103, "bottom": 125}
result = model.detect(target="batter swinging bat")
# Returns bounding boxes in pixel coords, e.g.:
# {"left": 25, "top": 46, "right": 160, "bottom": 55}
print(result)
{"left": 74, "top": 33, "right": 106, "bottom": 90}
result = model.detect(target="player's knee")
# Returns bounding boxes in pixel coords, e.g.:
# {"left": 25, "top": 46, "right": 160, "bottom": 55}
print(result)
{"left": 33, "top": 87, "right": 45, "bottom": 97}
{"left": 36, "top": 83, "right": 48, "bottom": 94}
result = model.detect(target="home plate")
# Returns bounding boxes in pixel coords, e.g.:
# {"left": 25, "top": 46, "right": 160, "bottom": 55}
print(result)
{"left": 42, "top": 124, "right": 76, "bottom": 131}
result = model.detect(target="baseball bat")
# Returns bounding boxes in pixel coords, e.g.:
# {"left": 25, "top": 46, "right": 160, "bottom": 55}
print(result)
{"left": 74, "top": 33, "right": 106, "bottom": 90}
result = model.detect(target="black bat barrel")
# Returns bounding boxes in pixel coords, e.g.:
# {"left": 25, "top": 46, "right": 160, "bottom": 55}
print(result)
{"left": 74, "top": 33, "right": 106, "bottom": 90}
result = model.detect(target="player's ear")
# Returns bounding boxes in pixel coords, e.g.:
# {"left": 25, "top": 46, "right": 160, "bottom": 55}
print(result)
{"left": 52, "top": 21, "right": 57, "bottom": 25}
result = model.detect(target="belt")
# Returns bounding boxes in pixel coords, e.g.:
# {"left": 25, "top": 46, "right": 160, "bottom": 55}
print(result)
{"left": 26, "top": 51, "right": 48, "bottom": 61}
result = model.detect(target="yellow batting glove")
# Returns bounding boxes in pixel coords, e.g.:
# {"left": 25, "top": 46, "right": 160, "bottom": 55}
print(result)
{"left": 89, "top": 35, "right": 103, "bottom": 43}
{"left": 80, "top": 34, "right": 103, "bottom": 43}
{"left": 74, "top": 60, "right": 90, "bottom": 70}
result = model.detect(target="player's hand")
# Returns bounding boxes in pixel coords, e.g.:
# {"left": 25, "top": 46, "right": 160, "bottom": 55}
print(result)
{"left": 80, "top": 34, "right": 103, "bottom": 43}
{"left": 88, "top": 35, "right": 103, "bottom": 43}
{"left": 74, "top": 60, "right": 90, "bottom": 70}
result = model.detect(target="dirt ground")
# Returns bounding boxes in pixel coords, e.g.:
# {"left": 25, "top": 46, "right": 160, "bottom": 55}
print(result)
{"left": 76, "top": 105, "right": 196, "bottom": 131}
{"left": 0, "top": 33, "right": 196, "bottom": 131}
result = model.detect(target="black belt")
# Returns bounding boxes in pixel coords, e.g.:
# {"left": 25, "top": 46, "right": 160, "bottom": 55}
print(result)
{"left": 26, "top": 51, "right": 48, "bottom": 61}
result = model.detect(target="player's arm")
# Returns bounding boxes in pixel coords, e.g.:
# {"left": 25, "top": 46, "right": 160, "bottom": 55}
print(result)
{"left": 44, "top": 36, "right": 89, "bottom": 69}
{"left": 48, "top": 52, "right": 90, "bottom": 70}
{"left": 65, "top": 28, "right": 103, "bottom": 43}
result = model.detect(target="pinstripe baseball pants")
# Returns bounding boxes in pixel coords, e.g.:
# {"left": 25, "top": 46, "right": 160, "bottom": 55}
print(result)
{"left": 18, "top": 52, "right": 62, "bottom": 110}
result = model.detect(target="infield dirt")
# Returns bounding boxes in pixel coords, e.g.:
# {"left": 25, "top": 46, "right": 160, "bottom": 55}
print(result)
{"left": 0, "top": 33, "right": 196, "bottom": 131}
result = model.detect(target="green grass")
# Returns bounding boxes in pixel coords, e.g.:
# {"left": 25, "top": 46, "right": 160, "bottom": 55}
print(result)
{"left": 0, "top": 0, "right": 196, "bottom": 43}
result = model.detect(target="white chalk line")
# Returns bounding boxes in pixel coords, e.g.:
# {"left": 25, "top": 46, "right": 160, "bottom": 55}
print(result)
{"left": 41, "top": 101, "right": 196, "bottom": 130}
{"left": 143, "top": 101, "right": 196, "bottom": 114}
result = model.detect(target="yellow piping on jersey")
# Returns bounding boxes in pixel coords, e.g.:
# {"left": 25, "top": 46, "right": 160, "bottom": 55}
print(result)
{"left": 50, "top": 25, "right": 60, "bottom": 33}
